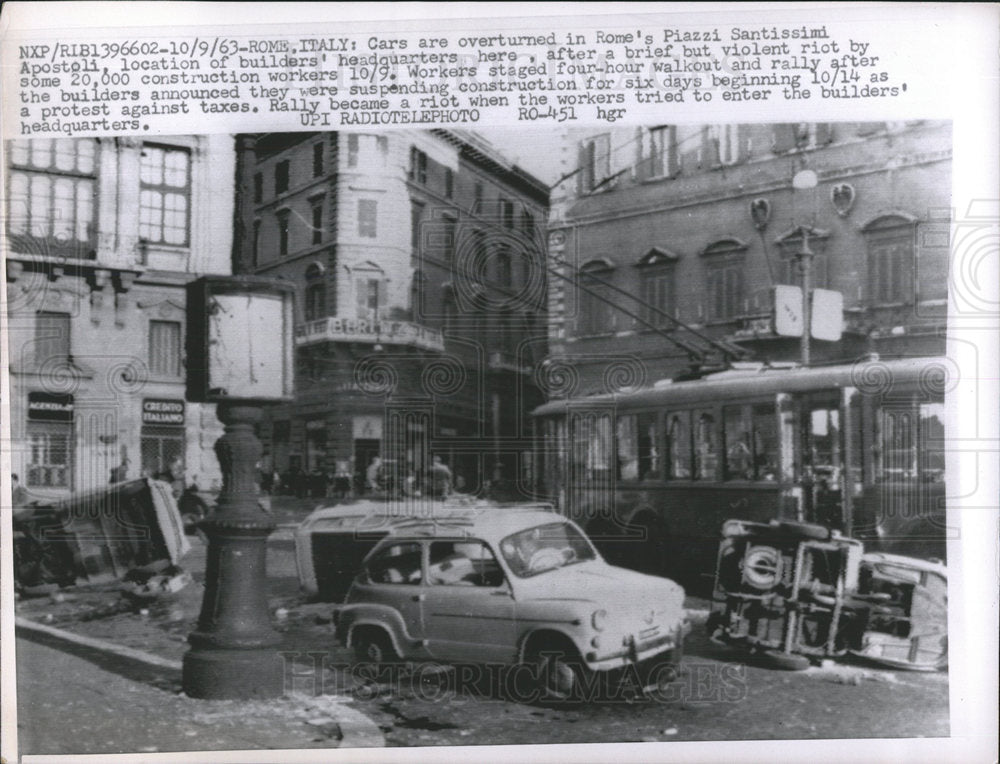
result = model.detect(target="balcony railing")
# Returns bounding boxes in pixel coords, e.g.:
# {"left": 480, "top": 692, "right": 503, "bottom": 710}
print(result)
{"left": 296, "top": 316, "right": 445, "bottom": 353}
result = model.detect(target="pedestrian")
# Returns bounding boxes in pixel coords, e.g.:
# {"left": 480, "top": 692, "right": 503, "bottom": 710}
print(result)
{"left": 365, "top": 456, "right": 383, "bottom": 494}
{"left": 109, "top": 453, "right": 130, "bottom": 484}
{"left": 333, "top": 459, "right": 353, "bottom": 500}
{"left": 11, "top": 473, "right": 29, "bottom": 507}
{"left": 309, "top": 468, "right": 325, "bottom": 498}
{"left": 403, "top": 470, "right": 422, "bottom": 497}
{"left": 289, "top": 465, "right": 305, "bottom": 498}
{"left": 427, "top": 455, "right": 453, "bottom": 499}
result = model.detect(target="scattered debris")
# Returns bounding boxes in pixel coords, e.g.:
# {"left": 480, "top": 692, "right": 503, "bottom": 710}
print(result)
{"left": 306, "top": 717, "right": 336, "bottom": 726}
{"left": 121, "top": 563, "right": 192, "bottom": 602}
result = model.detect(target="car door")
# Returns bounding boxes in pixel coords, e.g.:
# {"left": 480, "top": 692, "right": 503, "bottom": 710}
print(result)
{"left": 357, "top": 541, "right": 427, "bottom": 652}
{"left": 421, "top": 539, "right": 517, "bottom": 664}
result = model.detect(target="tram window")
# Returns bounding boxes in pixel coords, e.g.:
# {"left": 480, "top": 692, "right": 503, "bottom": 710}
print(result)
{"left": 881, "top": 409, "right": 915, "bottom": 480}
{"left": 694, "top": 410, "right": 717, "bottom": 480}
{"left": 881, "top": 401, "right": 946, "bottom": 484}
{"left": 723, "top": 405, "right": 753, "bottom": 480}
{"left": 543, "top": 419, "right": 566, "bottom": 490}
{"left": 752, "top": 404, "right": 778, "bottom": 482}
{"left": 808, "top": 406, "right": 841, "bottom": 483}
{"left": 616, "top": 415, "right": 639, "bottom": 480}
{"left": 572, "top": 413, "right": 612, "bottom": 481}
{"left": 723, "top": 404, "right": 780, "bottom": 481}
{"left": 919, "top": 403, "right": 945, "bottom": 483}
{"left": 637, "top": 411, "right": 659, "bottom": 479}
{"left": 666, "top": 411, "right": 692, "bottom": 479}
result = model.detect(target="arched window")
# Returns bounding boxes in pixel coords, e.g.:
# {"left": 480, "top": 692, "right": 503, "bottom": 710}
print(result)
{"left": 577, "top": 258, "right": 618, "bottom": 336}
{"left": 863, "top": 215, "right": 916, "bottom": 305}
{"left": 636, "top": 247, "right": 680, "bottom": 328}
{"left": 304, "top": 263, "right": 326, "bottom": 321}
{"left": 775, "top": 227, "right": 829, "bottom": 287}
{"left": 701, "top": 239, "right": 747, "bottom": 321}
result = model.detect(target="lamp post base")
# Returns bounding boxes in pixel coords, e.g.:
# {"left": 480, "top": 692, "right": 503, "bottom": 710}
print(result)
{"left": 180, "top": 402, "right": 284, "bottom": 700}
{"left": 182, "top": 648, "right": 285, "bottom": 700}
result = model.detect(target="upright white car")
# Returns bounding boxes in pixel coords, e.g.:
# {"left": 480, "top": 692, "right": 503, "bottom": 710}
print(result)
{"left": 334, "top": 506, "right": 687, "bottom": 700}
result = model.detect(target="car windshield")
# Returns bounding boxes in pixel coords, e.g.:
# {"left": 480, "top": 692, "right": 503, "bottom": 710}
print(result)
{"left": 500, "top": 521, "right": 596, "bottom": 578}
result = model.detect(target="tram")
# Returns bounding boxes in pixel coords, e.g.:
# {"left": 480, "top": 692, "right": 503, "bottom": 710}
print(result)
{"left": 531, "top": 355, "right": 950, "bottom": 590}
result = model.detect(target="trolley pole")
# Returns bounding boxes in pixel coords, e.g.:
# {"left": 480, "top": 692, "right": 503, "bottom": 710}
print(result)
{"left": 796, "top": 227, "right": 814, "bottom": 367}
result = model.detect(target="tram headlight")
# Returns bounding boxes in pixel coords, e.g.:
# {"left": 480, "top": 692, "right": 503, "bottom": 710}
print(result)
{"left": 592, "top": 608, "right": 608, "bottom": 631}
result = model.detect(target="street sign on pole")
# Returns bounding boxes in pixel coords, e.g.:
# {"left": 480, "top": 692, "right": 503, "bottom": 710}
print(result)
{"left": 773, "top": 285, "right": 843, "bottom": 342}
{"left": 811, "top": 288, "right": 844, "bottom": 341}
{"left": 773, "top": 285, "right": 804, "bottom": 337}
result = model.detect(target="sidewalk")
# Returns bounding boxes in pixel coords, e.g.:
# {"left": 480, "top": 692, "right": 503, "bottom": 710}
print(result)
{"left": 15, "top": 629, "right": 384, "bottom": 758}
{"left": 13, "top": 512, "right": 385, "bottom": 759}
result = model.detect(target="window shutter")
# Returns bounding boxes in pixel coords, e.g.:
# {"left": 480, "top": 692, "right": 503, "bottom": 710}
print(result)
{"left": 707, "top": 270, "right": 720, "bottom": 320}
{"left": 772, "top": 124, "right": 797, "bottom": 153}
{"left": 378, "top": 280, "right": 387, "bottom": 320}
{"left": 595, "top": 134, "right": 611, "bottom": 181}
{"left": 734, "top": 268, "right": 745, "bottom": 315}
{"left": 35, "top": 312, "right": 70, "bottom": 366}
{"left": 705, "top": 128, "right": 722, "bottom": 167}
{"left": 356, "top": 278, "right": 367, "bottom": 319}
{"left": 666, "top": 126, "right": 679, "bottom": 176}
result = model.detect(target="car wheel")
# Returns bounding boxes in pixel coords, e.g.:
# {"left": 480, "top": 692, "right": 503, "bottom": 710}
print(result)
{"left": 354, "top": 628, "right": 400, "bottom": 665}
{"left": 531, "top": 644, "right": 588, "bottom": 702}
{"left": 759, "top": 650, "right": 811, "bottom": 671}
{"left": 646, "top": 651, "right": 682, "bottom": 693}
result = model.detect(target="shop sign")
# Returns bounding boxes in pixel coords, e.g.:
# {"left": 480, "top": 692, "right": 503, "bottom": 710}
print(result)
{"left": 28, "top": 393, "right": 73, "bottom": 422}
{"left": 296, "top": 316, "right": 445, "bottom": 353}
{"left": 142, "top": 399, "right": 185, "bottom": 426}
{"left": 28, "top": 392, "right": 74, "bottom": 422}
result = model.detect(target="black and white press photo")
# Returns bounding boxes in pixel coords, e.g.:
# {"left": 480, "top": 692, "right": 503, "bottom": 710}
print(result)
{"left": 1, "top": 4, "right": 997, "bottom": 764}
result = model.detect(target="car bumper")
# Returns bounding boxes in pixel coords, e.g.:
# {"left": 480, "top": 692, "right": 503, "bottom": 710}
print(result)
{"left": 585, "top": 627, "right": 683, "bottom": 671}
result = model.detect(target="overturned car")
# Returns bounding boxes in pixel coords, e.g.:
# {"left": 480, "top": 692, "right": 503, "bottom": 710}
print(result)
{"left": 12, "top": 478, "right": 190, "bottom": 592}
{"left": 707, "top": 518, "right": 947, "bottom": 672}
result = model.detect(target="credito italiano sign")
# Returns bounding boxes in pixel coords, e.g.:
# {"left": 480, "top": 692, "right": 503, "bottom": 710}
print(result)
{"left": 142, "top": 399, "right": 186, "bottom": 426}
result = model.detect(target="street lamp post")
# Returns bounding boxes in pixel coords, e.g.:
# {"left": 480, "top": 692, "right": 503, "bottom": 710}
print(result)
{"left": 795, "top": 227, "right": 814, "bottom": 367}
{"left": 182, "top": 276, "right": 295, "bottom": 699}
{"left": 790, "top": 168, "right": 819, "bottom": 368}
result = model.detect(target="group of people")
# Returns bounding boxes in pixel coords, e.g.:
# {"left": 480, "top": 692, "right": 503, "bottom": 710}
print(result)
{"left": 265, "top": 455, "right": 458, "bottom": 501}
{"left": 368, "top": 454, "right": 456, "bottom": 499}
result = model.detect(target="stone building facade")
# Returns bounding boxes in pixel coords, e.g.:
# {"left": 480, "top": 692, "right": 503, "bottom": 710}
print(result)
{"left": 545, "top": 121, "right": 951, "bottom": 393}
{"left": 232, "top": 130, "right": 548, "bottom": 494}
{"left": 5, "top": 135, "right": 235, "bottom": 500}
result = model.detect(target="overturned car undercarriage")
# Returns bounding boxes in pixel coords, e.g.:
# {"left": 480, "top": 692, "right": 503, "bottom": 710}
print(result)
{"left": 707, "top": 519, "right": 947, "bottom": 672}
{"left": 12, "top": 478, "right": 191, "bottom": 594}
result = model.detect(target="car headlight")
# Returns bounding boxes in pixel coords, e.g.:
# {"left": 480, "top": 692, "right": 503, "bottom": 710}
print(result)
{"left": 592, "top": 608, "right": 607, "bottom": 631}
